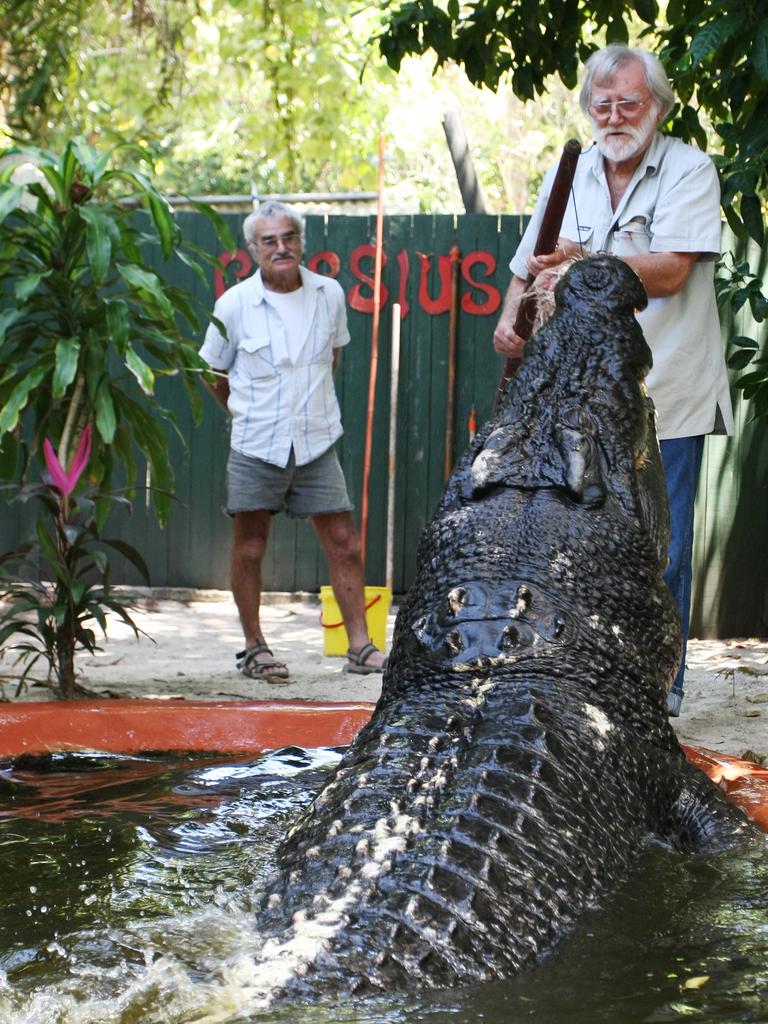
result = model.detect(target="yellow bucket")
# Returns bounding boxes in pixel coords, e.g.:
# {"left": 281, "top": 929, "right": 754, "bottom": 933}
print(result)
{"left": 319, "top": 585, "right": 392, "bottom": 656}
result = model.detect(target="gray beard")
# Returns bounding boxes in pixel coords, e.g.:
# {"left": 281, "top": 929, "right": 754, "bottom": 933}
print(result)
{"left": 594, "top": 107, "right": 659, "bottom": 162}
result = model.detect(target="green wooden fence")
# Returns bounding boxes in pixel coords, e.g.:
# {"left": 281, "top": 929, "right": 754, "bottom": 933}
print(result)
{"left": 1, "top": 213, "right": 766, "bottom": 638}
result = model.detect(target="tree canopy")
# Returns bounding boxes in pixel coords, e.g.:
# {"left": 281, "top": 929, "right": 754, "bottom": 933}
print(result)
{"left": 0, "top": 0, "right": 396, "bottom": 196}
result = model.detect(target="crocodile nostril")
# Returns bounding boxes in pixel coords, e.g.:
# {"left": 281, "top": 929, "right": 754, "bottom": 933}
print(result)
{"left": 412, "top": 616, "right": 428, "bottom": 641}
{"left": 499, "top": 625, "right": 519, "bottom": 651}
{"left": 444, "top": 630, "right": 465, "bottom": 655}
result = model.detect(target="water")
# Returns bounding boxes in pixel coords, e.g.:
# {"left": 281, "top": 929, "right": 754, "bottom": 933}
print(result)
{"left": 0, "top": 749, "right": 766, "bottom": 1024}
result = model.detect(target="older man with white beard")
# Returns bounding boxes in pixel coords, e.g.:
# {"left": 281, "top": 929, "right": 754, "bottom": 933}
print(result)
{"left": 493, "top": 44, "right": 733, "bottom": 718}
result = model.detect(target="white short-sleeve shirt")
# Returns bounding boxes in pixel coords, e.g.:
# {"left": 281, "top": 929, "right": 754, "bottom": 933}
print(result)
{"left": 510, "top": 133, "right": 733, "bottom": 439}
{"left": 199, "top": 265, "right": 351, "bottom": 466}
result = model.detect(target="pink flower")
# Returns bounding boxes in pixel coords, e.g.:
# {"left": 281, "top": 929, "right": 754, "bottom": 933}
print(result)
{"left": 43, "top": 424, "right": 92, "bottom": 496}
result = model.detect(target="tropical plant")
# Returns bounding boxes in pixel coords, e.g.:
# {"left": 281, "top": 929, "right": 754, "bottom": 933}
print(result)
{"left": 0, "top": 135, "right": 234, "bottom": 522}
{"left": 0, "top": 424, "right": 150, "bottom": 699}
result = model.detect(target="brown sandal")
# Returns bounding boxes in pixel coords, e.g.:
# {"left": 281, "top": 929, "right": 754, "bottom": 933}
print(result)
{"left": 344, "top": 642, "right": 387, "bottom": 675}
{"left": 236, "top": 643, "right": 290, "bottom": 684}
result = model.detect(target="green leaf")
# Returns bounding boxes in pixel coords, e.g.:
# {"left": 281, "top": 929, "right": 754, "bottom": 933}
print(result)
{"left": 752, "top": 21, "right": 768, "bottom": 80}
{"left": 0, "top": 184, "right": 26, "bottom": 225}
{"left": 146, "top": 191, "right": 177, "bottom": 259}
{"left": 728, "top": 349, "right": 758, "bottom": 370}
{"left": 62, "top": 523, "right": 82, "bottom": 546}
{"left": 38, "top": 165, "right": 67, "bottom": 206}
{"left": 89, "top": 604, "right": 108, "bottom": 632}
{"left": 187, "top": 199, "right": 236, "bottom": 252}
{"left": 124, "top": 348, "right": 156, "bottom": 395}
{"left": 0, "top": 367, "right": 48, "bottom": 434}
{"left": 105, "top": 299, "right": 131, "bottom": 352}
{"left": 740, "top": 194, "right": 764, "bottom": 245}
{"left": 77, "top": 203, "right": 113, "bottom": 285}
{"left": 59, "top": 140, "right": 80, "bottom": 198}
{"left": 730, "top": 335, "right": 759, "bottom": 349}
{"left": 35, "top": 520, "right": 61, "bottom": 569}
{"left": 103, "top": 538, "right": 151, "bottom": 585}
{"left": 52, "top": 338, "right": 81, "bottom": 398}
{"left": 14, "top": 270, "right": 51, "bottom": 303}
{"left": 94, "top": 384, "right": 117, "bottom": 443}
{"left": 732, "top": 286, "right": 751, "bottom": 313}
{"left": 117, "top": 263, "right": 175, "bottom": 323}
{"left": 70, "top": 137, "right": 104, "bottom": 181}
{"left": 723, "top": 202, "right": 748, "bottom": 241}
{"left": 690, "top": 15, "right": 741, "bottom": 64}
{"left": 174, "top": 248, "right": 209, "bottom": 290}
{"left": 734, "top": 368, "right": 768, "bottom": 389}
{"left": 164, "top": 287, "right": 200, "bottom": 333}
{"left": 633, "top": 0, "right": 658, "bottom": 25}
{"left": 0, "top": 307, "right": 24, "bottom": 344}
{"left": 90, "top": 549, "right": 109, "bottom": 574}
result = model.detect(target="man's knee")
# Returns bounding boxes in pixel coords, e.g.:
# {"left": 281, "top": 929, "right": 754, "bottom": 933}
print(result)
{"left": 233, "top": 513, "right": 270, "bottom": 565}
{"left": 313, "top": 512, "right": 361, "bottom": 558}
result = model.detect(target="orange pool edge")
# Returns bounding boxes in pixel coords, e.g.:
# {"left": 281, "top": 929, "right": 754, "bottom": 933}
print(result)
{"left": 0, "top": 699, "right": 376, "bottom": 759}
{"left": 0, "top": 699, "right": 766, "bottom": 832}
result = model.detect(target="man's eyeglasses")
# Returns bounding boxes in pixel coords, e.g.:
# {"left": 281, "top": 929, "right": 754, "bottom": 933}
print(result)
{"left": 589, "top": 97, "right": 649, "bottom": 120}
{"left": 252, "top": 231, "right": 302, "bottom": 250}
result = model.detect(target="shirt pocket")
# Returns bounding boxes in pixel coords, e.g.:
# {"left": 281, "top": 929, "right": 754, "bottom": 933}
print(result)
{"left": 236, "top": 335, "right": 275, "bottom": 379}
{"left": 561, "top": 209, "right": 594, "bottom": 254}
{"left": 612, "top": 216, "right": 651, "bottom": 257}
{"left": 299, "top": 296, "right": 335, "bottom": 366}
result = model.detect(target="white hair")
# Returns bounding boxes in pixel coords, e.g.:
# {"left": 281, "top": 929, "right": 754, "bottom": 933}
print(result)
{"left": 579, "top": 45, "right": 676, "bottom": 119}
{"left": 243, "top": 200, "right": 305, "bottom": 247}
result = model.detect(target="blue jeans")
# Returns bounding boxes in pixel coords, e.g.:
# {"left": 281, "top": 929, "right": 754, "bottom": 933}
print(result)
{"left": 660, "top": 436, "right": 705, "bottom": 696}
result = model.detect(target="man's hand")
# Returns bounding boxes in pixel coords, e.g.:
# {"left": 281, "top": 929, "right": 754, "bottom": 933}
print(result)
{"left": 526, "top": 236, "right": 578, "bottom": 277}
{"left": 493, "top": 275, "right": 528, "bottom": 358}
{"left": 204, "top": 371, "right": 231, "bottom": 413}
{"left": 493, "top": 316, "right": 527, "bottom": 359}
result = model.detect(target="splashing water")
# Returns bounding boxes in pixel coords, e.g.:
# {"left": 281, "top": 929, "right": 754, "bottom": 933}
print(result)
{"left": 0, "top": 748, "right": 766, "bottom": 1024}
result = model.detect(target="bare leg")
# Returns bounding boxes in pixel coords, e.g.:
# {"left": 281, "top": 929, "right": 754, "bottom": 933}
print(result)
{"left": 312, "top": 511, "right": 386, "bottom": 669}
{"left": 231, "top": 510, "right": 288, "bottom": 677}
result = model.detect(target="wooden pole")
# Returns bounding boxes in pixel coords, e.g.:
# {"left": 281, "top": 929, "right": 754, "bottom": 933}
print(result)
{"left": 494, "top": 137, "right": 582, "bottom": 409}
{"left": 385, "top": 303, "right": 401, "bottom": 593}
{"left": 444, "top": 243, "right": 461, "bottom": 482}
{"left": 360, "top": 133, "right": 386, "bottom": 571}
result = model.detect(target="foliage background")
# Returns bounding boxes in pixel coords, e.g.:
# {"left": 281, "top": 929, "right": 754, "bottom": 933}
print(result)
{"left": 0, "top": 0, "right": 587, "bottom": 213}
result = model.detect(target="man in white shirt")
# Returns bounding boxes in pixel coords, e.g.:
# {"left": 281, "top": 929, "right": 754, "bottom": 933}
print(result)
{"left": 493, "top": 45, "right": 733, "bottom": 717}
{"left": 200, "top": 201, "right": 386, "bottom": 682}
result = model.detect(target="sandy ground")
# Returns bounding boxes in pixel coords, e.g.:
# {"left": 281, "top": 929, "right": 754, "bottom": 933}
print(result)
{"left": 1, "top": 589, "right": 767, "bottom": 763}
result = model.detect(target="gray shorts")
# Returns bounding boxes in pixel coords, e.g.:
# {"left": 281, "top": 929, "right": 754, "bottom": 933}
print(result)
{"left": 226, "top": 446, "right": 353, "bottom": 519}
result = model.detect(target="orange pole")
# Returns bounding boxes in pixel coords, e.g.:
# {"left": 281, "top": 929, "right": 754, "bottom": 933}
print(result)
{"left": 360, "top": 133, "right": 385, "bottom": 571}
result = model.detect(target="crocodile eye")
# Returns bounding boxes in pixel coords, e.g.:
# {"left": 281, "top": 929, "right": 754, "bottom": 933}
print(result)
{"left": 553, "top": 614, "right": 566, "bottom": 638}
{"left": 447, "top": 587, "right": 468, "bottom": 615}
{"left": 412, "top": 616, "right": 428, "bottom": 641}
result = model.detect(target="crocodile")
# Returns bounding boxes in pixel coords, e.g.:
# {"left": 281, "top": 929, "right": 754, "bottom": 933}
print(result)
{"left": 243, "top": 254, "right": 751, "bottom": 1007}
